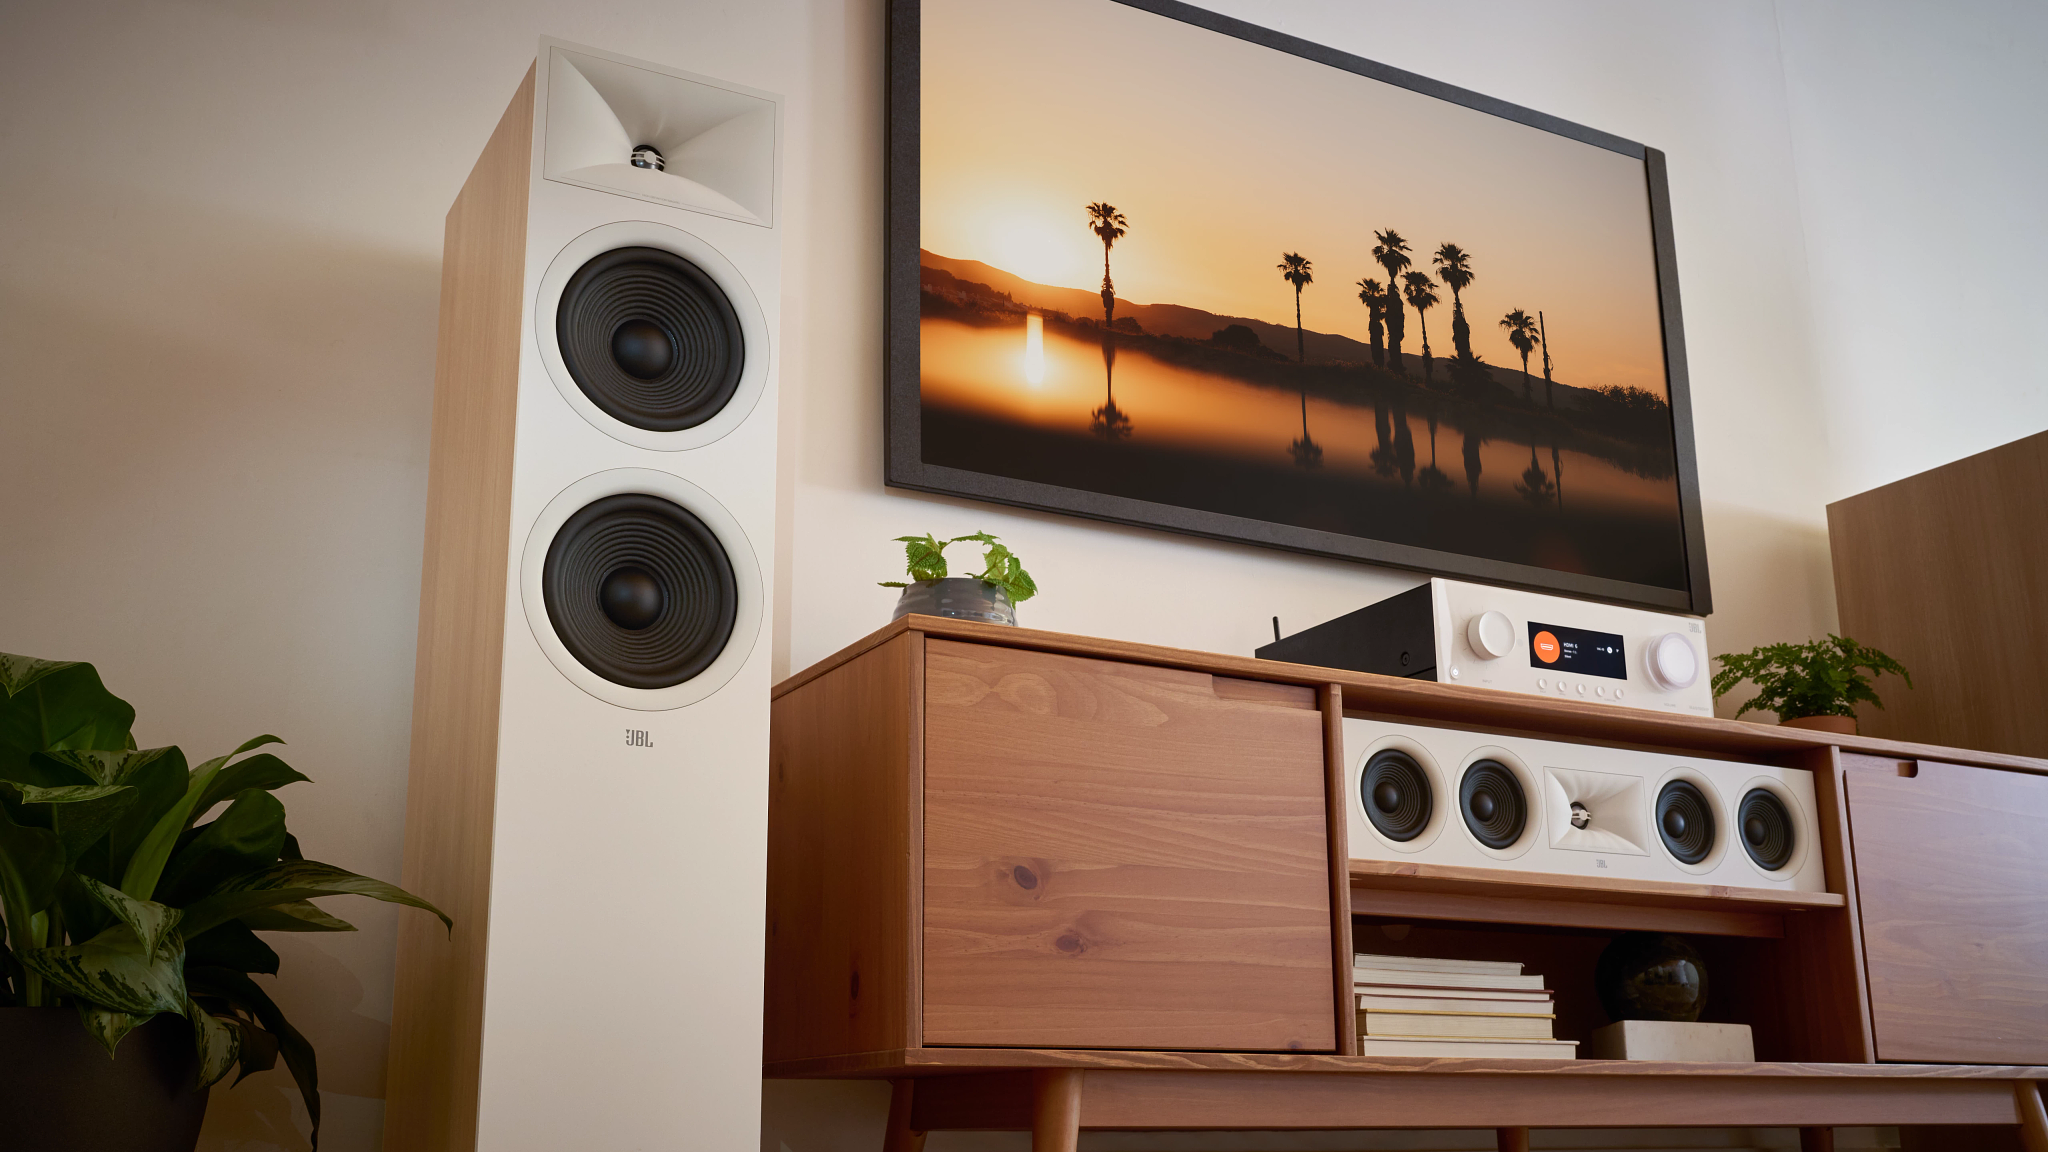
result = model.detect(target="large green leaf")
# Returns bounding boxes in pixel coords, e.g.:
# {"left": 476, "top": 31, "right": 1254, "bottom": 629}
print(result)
{"left": 184, "top": 920, "right": 281, "bottom": 976}
{"left": 0, "top": 658, "right": 136, "bottom": 782}
{"left": 188, "top": 743, "right": 295, "bottom": 817}
{"left": 238, "top": 900, "right": 356, "bottom": 933}
{"left": 35, "top": 747, "right": 176, "bottom": 788}
{"left": 77, "top": 874, "right": 181, "bottom": 958}
{"left": 5, "top": 780, "right": 141, "bottom": 865}
{"left": 157, "top": 790, "right": 287, "bottom": 906}
{"left": 180, "top": 859, "right": 449, "bottom": 938}
{"left": 119, "top": 737, "right": 283, "bottom": 901}
{"left": 96, "top": 748, "right": 189, "bottom": 878}
{"left": 74, "top": 1001, "right": 153, "bottom": 1058}
{"left": 20, "top": 922, "right": 186, "bottom": 1016}
{"left": 0, "top": 803, "right": 63, "bottom": 953}
{"left": 188, "top": 967, "right": 321, "bottom": 1145}
{"left": 186, "top": 995, "right": 242, "bottom": 1087}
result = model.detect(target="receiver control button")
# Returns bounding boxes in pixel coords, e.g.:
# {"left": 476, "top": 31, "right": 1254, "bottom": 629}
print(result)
{"left": 1467, "top": 611, "right": 1517, "bottom": 660}
{"left": 1646, "top": 633, "right": 1701, "bottom": 690}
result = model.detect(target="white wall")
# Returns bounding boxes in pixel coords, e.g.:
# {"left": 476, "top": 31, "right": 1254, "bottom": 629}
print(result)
{"left": 0, "top": 1, "right": 2042, "bottom": 1151}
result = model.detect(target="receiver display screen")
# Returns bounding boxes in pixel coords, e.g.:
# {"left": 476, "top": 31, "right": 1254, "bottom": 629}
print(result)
{"left": 1528, "top": 622, "right": 1627, "bottom": 680}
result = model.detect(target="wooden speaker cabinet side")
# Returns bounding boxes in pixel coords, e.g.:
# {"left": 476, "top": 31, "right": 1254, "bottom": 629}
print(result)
{"left": 382, "top": 66, "right": 535, "bottom": 1152}
{"left": 1845, "top": 755, "right": 2048, "bottom": 1064}
{"left": 1321, "top": 684, "right": 1358, "bottom": 1056}
{"left": 1770, "top": 745, "right": 1877, "bottom": 1062}
{"left": 921, "top": 640, "right": 1336, "bottom": 1051}
{"left": 763, "top": 632, "right": 922, "bottom": 1063}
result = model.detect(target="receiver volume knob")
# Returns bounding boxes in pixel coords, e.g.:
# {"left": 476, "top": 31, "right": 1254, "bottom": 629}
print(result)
{"left": 1466, "top": 611, "right": 1516, "bottom": 660}
{"left": 1645, "top": 632, "right": 1700, "bottom": 690}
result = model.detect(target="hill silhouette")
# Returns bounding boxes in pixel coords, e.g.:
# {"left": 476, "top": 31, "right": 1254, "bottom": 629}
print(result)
{"left": 920, "top": 248, "right": 1604, "bottom": 406}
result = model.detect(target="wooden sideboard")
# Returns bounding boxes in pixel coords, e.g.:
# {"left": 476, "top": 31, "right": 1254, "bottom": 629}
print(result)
{"left": 764, "top": 615, "right": 2048, "bottom": 1152}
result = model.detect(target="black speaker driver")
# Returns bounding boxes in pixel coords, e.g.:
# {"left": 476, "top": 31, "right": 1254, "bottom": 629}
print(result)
{"left": 1738, "top": 787, "right": 1796, "bottom": 871}
{"left": 556, "top": 246, "right": 745, "bottom": 431}
{"left": 542, "top": 493, "right": 738, "bottom": 689}
{"left": 1656, "top": 780, "right": 1716, "bottom": 865}
{"left": 1459, "top": 759, "right": 1527, "bottom": 850}
{"left": 1360, "top": 749, "right": 1433, "bottom": 842}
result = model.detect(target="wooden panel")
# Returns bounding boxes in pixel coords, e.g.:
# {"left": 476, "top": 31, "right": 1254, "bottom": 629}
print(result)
{"left": 1848, "top": 757, "right": 2048, "bottom": 1064}
{"left": 762, "top": 633, "right": 921, "bottom": 1062}
{"left": 1349, "top": 885, "right": 1786, "bottom": 938}
{"left": 382, "top": 66, "right": 533, "bottom": 1152}
{"left": 921, "top": 640, "right": 1335, "bottom": 1051}
{"left": 1320, "top": 685, "right": 1358, "bottom": 1055}
{"left": 776, "top": 615, "right": 2048, "bottom": 777}
{"left": 1829, "top": 431, "right": 2048, "bottom": 758}
{"left": 1773, "top": 747, "right": 1876, "bottom": 1062}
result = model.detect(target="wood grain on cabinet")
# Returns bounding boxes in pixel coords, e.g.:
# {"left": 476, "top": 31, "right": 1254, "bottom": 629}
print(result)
{"left": 921, "top": 640, "right": 1335, "bottom": 1051}
{"left": 763, "top": 633, "right": 923, "bottom": 1063}
{"left": 1319, "top": 684, "right": 1358, "bottom": 1055}
{"left": 1846, "top": 756, "right": 2048, "bottom": 1064}
{"left": 381, "top": 66, "right": 533, "bottom": 1152}
{"left": 1771, "top": 747, "right": 1876, "bottom": 1063}
{"left": 1829, "top": 430, "right": 2048, "bottom": 759}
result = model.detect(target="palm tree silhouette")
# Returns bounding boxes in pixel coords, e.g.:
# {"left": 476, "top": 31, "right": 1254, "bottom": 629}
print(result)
{"left": 1355, "top": 277, "right": 1387, "bottom": 370}
{"left": 1372, "top": 230, "right": 1412, "bottom": 373}
{"left": 1086, "top": 202, "right": 1128, "bottom": 327}
{"left": 1402, "top": 271, "right": 1439, "bottom": 387}
{"left": 1277, "top": 252, "right": 1314, "bottom": 362}
{"left": 1091, "top": 333, "right": 1130, "bottom": 439}
{"left": 1500, "top": 309, "right": 1540, "bottom": 402}
{"left": 1433, "top": 243, "right": 1475, "bottom": 363}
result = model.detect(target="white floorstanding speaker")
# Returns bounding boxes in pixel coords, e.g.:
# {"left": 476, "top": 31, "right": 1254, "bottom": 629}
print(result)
{"left": 383, "top": 40, "right": 781, "bottom": 1152}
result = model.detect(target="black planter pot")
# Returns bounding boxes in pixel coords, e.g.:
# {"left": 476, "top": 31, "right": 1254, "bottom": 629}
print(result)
{"left": 890, "top": 577, "right": 1017, "bottom": 626}
{"left": 0, "top": 1007, "right": 208, "bottom": 1152}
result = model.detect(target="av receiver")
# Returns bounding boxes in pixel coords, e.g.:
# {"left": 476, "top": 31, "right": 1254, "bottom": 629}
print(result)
{"left": 1260, "top": 578, "right": 1713, "bottom": 716}
{"left": 1343, "top": 717, "right": 1824, "bottom": 892}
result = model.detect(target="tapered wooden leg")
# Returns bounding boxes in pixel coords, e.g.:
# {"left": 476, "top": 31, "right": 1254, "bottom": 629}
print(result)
{"left": 1800, "top": 1128, "right": 1835, "bottom": 1152}
{"left": 1032, "top": 1068, "right": 1084, "bottom": 1152}
{"left": 883, "top": 1079, "right": 926, "bottom": 1152}
{"left": 1496, "top": 1127, "right": 1529, "bottom": 1152}
{"left": 2019, "top": 1080, "right": 2048, "bottom": 1152}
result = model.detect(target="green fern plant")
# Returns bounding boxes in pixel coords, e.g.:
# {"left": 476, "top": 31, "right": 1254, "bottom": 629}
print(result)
{"left": 0, "top": 652, "right": 449, "bottom": 1147}
{"left": 1710, "top": 634, "right": 1911, "bottom": 721}
{"left": 878, "top": 532, "right": 1037, "bottom": 603}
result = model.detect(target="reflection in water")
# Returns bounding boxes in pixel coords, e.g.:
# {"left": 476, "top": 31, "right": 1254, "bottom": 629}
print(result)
{"left": 1370, "top": 398, "right": 1395, "bottom": 478}
{"left": 1290, "top": 386, "right": 1322, "bottom": 468}
{"left": 1463, "top": 429, "right": 1484, "bottom": 499}
{"left": 1023, "top": 313, "right": 1046, "bottom": 385}
{"left": 1090, "top": 330, "right": 1131, "bottom": 440}
{"left": 1516, "top": 445, "right": 1558, "bottom": 507}
{"left": 1418, "top": 398, "right": 1453, "bottom": 493}
{"left": 1552, "top": 441, "right": 1565, "bottom": 510}
{"left": 1393, "top": 394, "right": 1415, "bottom": 487}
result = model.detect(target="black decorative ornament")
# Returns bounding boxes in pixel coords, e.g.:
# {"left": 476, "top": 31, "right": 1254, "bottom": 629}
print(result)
{"left": 542, "top": 493, "right": 737, "bottom": 689}
{"left": 556, "top": 246, "right": 744, "bottom": 431}
{"left": 1596, "top": 932, "right": 1708, "bottom": 1023}
{"left": 1361, "top": 749, "right": 1433, "bottom": 842}
{"left": 1459, "top": 759, "right": 1526, "bottom": 849}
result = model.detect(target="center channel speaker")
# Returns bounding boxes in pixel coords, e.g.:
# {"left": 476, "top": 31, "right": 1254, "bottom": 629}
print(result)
{"left": 386, "top": 40, "right": 780, "bottom": 1152}
{"left": 1343, "top": 718, "right": 1826, "bottom": 895}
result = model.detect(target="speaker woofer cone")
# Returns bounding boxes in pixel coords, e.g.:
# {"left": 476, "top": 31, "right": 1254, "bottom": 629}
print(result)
{"left": 556, "top": 246, "right": 744, "bottom": 431}
{"left": 1738, "top": 787, "right": 1796, "bottom": 871}
{"left": 542, "top": 492, "right": 737, "bottom": 689}
{"left": 1361, "top": 749, "right": 1433, "bottom": 842}
{"left": 1460, "top": 759, "right": 1527, "bottom": 849}
{"left": 1656, "top": 780, "right": 1716, "bottom": 865}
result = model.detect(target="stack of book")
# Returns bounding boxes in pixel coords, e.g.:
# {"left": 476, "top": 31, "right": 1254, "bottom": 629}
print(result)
{"left": 1353, "top": 952, "right": 1577, "bottom": 1058}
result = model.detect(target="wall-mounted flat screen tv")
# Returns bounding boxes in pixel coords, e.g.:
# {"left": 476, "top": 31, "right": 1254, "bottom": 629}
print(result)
{"left": 885, "top": 0, "right": 1711, "bottom": 614}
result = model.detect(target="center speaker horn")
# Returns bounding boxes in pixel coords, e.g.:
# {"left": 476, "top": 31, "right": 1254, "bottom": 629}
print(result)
{"left": 384, "top": 40, "right": 780, "bottom": 1152}
{"left": 1343, "top": 718, "right": 1825, "bottom": 895}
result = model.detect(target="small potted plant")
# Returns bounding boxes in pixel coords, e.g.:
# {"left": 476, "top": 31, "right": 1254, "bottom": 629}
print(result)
{"left": 1710, "top": 634, "right": 1911, "bottom": 734}
{"left": 0, "top": 651, "right": 449, "bottom": 1152}
{"left": 881, "top": 531, "right": 1037, "bottom": 626}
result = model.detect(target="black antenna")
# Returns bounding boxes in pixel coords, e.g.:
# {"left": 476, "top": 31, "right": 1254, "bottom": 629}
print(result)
{"left": 1272, "top": 616, "right": 1282, "bottom": 643}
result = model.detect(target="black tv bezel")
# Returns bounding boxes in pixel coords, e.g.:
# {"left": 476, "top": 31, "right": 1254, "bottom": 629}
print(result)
{"left": 883, "top": 0, "right": 1713, "bottom": 616}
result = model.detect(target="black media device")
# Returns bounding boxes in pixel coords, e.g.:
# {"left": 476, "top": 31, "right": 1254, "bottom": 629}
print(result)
{"left": 1255, "top": 584, "right": 1436, "bottom": 680}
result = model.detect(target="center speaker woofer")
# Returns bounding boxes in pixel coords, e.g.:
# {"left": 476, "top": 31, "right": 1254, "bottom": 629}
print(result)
{"left": 1460, "top": 759, "right": 1527, "bottom": 849}
{"left": 555, "top": 246, "right": 744, "bottom": 431}
{"left": 1360, "top": 749, "right": 1433, "bottom": 842}
{"left": 1656, "top": 779, "right": 1716, "bottom": 865}
{"left": 1738, "top": 787, "right": 1796, "bottom": 871}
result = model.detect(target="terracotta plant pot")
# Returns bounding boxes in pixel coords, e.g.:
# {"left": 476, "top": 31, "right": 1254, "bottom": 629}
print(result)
{"left": 1779, "top": 714, "right": 1856, "bottom": 735}
{"left": 890, "top": 577, "right": 1017, "bottom": 626}
{"left": 0, "top": 1007, "right": 208, "bottom": 1152}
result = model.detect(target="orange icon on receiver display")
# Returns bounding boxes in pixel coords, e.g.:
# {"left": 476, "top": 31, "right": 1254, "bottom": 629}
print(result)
{"left": 1533, "top": 630, "right": 1561, "bottom": 663}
